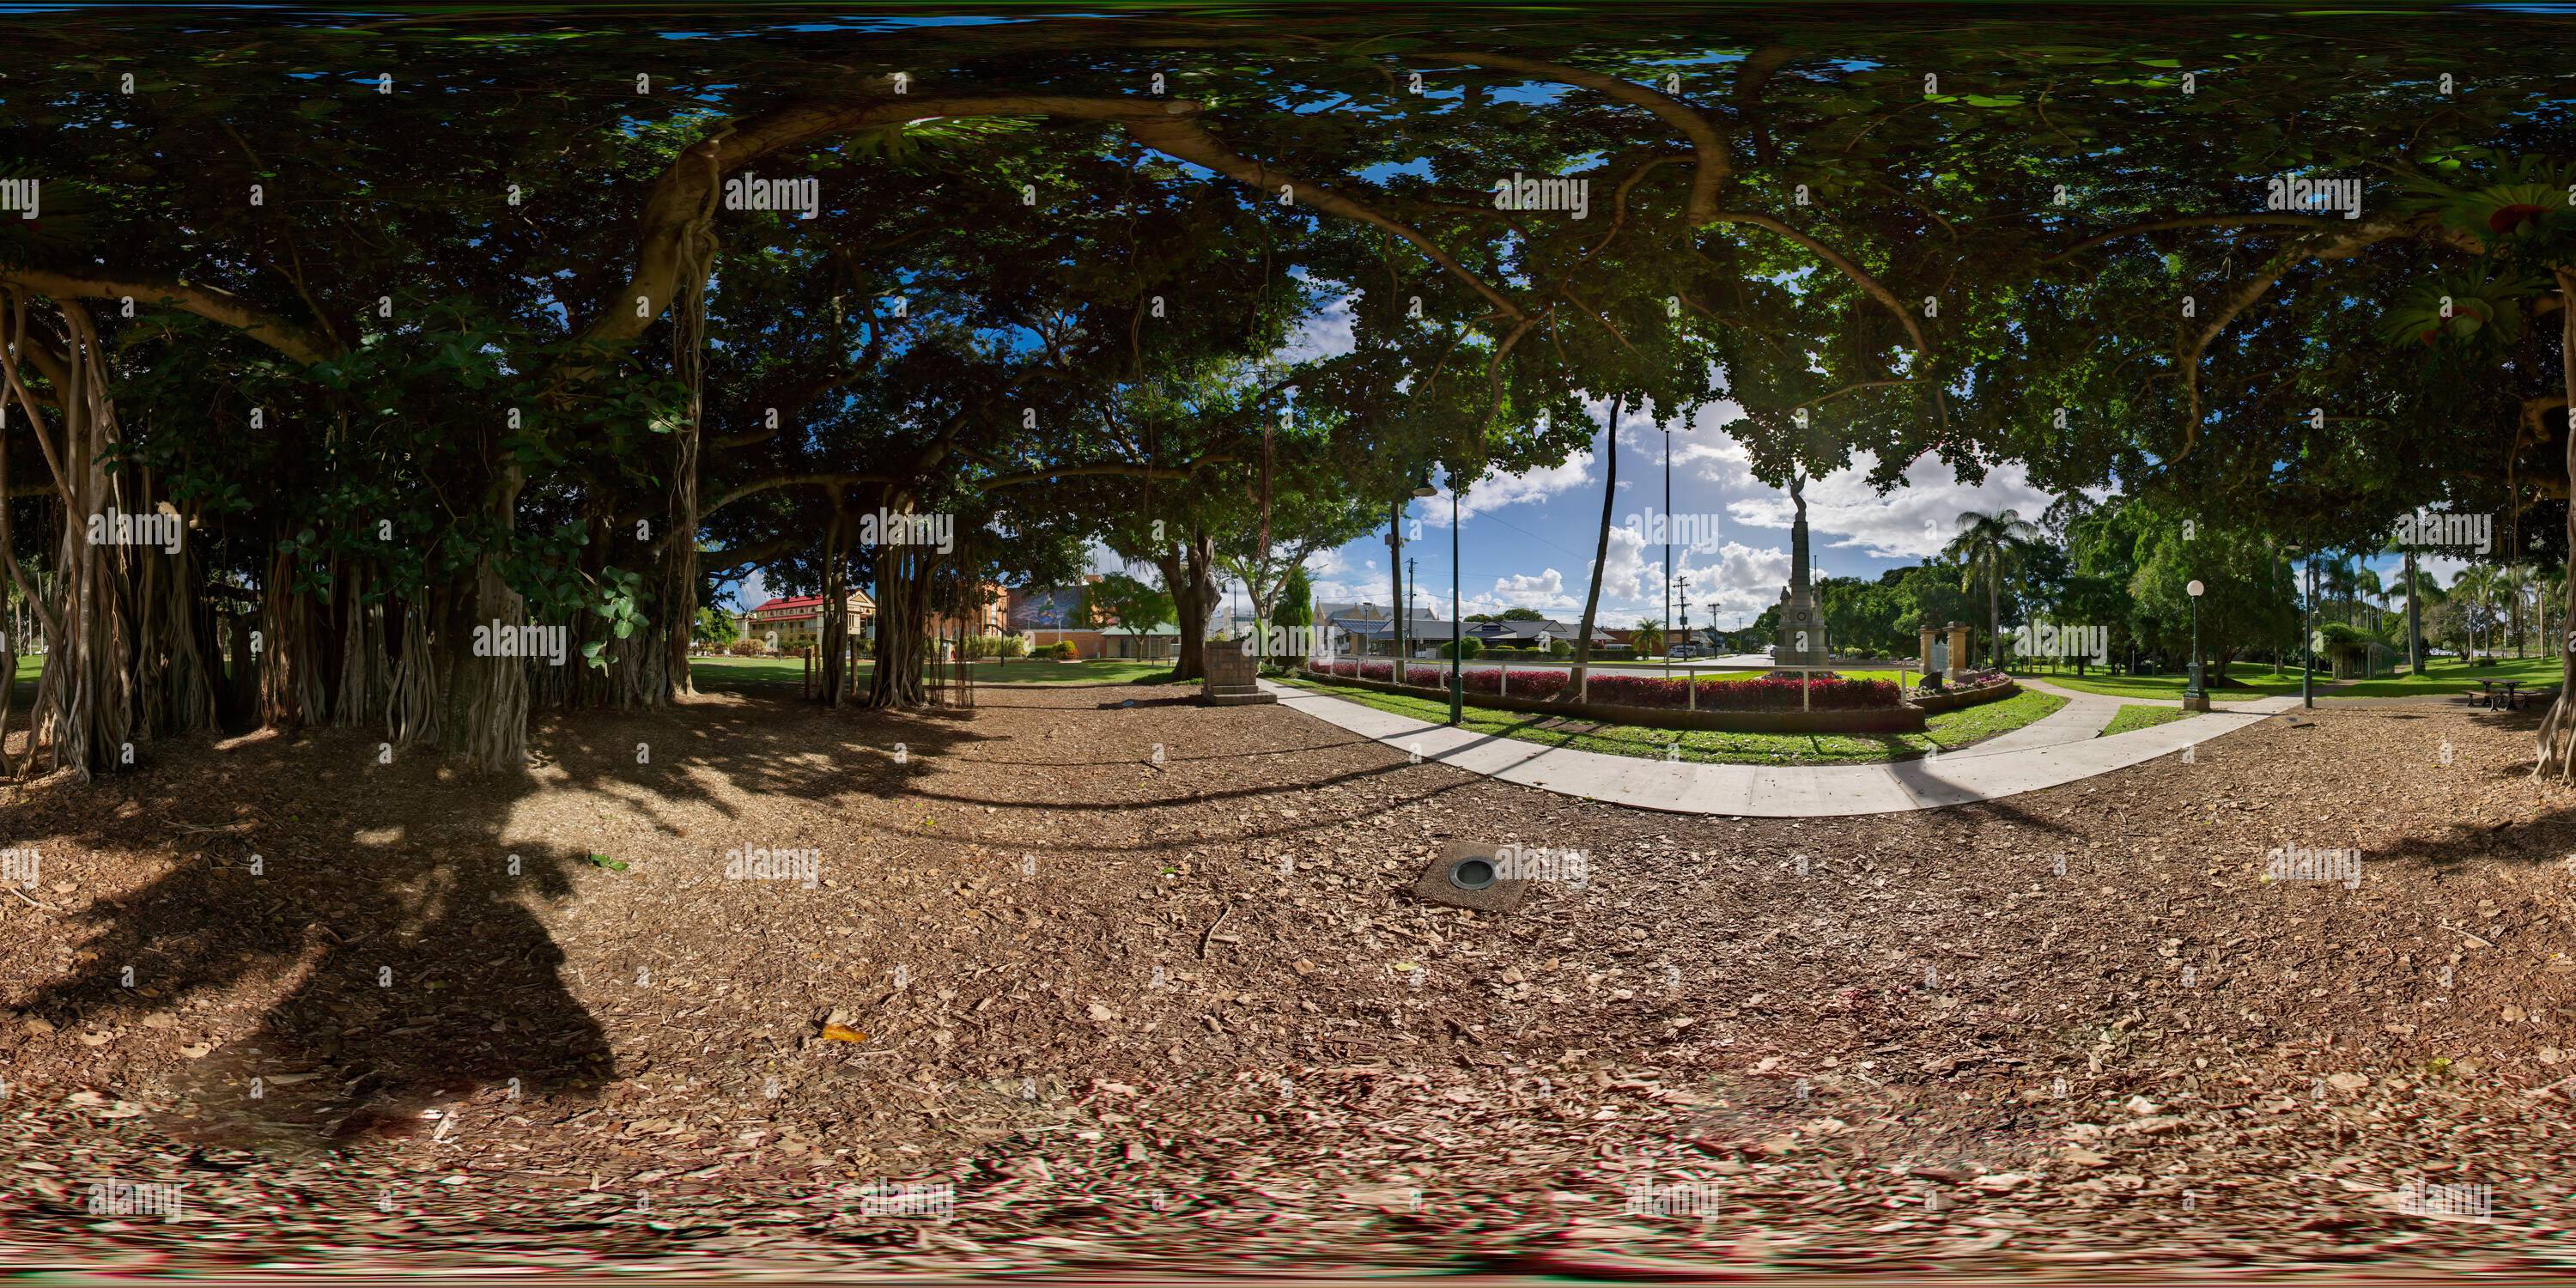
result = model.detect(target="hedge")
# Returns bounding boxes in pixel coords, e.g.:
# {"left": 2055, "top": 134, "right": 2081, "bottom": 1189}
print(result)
{"left": 1311, "top": 661, "right": 1899, "bottom": 710}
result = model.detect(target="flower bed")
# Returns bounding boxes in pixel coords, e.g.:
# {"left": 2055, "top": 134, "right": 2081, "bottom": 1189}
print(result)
{"left": 1311, "top": 662, "right": 1896, "bottom": 711}
{"left": 1298, "top": 661, "right": 1926, "bottom": 733}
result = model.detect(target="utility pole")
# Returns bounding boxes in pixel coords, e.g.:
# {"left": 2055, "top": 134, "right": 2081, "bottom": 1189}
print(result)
{"left": 1406, "top": 556, "right": 1419, "bottom": 660}
{"left": 1663, "top": 422, "right": 1673, "bottom": 665}
{"left": 1449, "top": 480, "right": 1463, "bottom": 726}
{"left": 1388, "top": 501, "right": 1404, "bottom": 660}
{"left": 1678, "top": 575, "right": 1692, "bottom": 651}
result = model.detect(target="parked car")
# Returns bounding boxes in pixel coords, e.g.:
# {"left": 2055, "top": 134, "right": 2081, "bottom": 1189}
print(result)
{"left": 1668, "top": 643, "right": 1704, "bottom": 659}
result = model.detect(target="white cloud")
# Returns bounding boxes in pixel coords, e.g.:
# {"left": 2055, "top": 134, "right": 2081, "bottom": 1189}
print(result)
{"left": 1492, "top": 568, "right": 1577, "bottom": 611}
{"left": 1725, "top": 451, "right": 2054, "bottom": 561}
{"left": 1279, "top": 293, "right": 1355, "bottom": 362}
{"left": 1431, "top": 451, "right": 1595, "bottom": 523}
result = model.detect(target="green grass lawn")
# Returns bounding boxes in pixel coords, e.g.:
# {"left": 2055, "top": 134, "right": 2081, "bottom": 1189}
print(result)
{"left": 2006, "top": 665, "right": 2305, "bottom": 703}
{"left": 689, "top": 653, "right": 1178, "bottom": 692}
{"left": 2320, "top": 655, "right": 2561, "bottom": 699}
{"left": 2099, "top": 704, "right": 2196, "bottom": 738}
{"left": 1278, "top": 675, "right": 2064, "bottom": 766}
{"left": 2015, "top": 655, "right": 2561, "bottom": 702}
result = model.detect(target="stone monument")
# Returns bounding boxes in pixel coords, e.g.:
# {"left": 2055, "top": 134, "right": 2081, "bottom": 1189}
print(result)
{"left": 1772, "top": 475, "right": 1832, "bottom": 668}
{"left": 1200, "top": 641, "right": 1277, "bottom": 707}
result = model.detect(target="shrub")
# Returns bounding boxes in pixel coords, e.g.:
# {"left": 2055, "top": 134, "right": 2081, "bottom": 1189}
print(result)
{"left": 726, "top": 636, "right": 767, "bottom": 657}
{"left": 1549, "top": 639, "right": 1573, "bottom": 658}
{"left": 1440, "top": 637, "right": 1484, "bottom": 660}
{"left": 1582, "top": 671, "right": 1903, "bottom": 711}
{"left": 1045, "top": 641, "right": 1079, "bottom": 660}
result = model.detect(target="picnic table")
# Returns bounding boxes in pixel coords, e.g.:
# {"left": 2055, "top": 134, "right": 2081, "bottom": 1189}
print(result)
{"left": 2475, "top": 679, "right": 2525, "bottom": 710}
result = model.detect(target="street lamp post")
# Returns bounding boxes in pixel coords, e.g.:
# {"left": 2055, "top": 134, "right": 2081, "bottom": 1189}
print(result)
{"left": 2304, "top": 555, "right": 2317, "bottom": 708}
{"left": 2183, "top": 579, "right": 2209, "bottom": 710}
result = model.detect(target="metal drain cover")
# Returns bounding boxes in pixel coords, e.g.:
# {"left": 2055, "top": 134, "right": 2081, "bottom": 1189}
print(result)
{"left": 1411, "top": 842, "right": 1528, "bottom": 912}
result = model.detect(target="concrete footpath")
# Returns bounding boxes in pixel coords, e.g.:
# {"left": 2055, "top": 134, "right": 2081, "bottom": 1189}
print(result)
{"left": 1261, "top": 677, "right": 2305, "bottom": 817}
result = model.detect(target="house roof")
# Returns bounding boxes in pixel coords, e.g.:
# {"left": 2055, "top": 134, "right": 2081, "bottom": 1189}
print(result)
{"left": 749, "top": 592, "right": 872, "bottom": 615}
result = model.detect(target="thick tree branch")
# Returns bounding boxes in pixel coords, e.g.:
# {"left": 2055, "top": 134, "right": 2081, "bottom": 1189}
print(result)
{"left": 0, "top": 268, "right": 333, "bottom": 366}
{"left": 1431, "top": 51, "right": 1731, "bottom": 227}
{"left": 2043, "top": 214, "right": 2358, "bottom": 264}
{"left": 568, "top": 94, "right": 1218, "bottom": 366}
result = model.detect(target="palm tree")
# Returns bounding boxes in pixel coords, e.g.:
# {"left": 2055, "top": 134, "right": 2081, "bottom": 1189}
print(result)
{"left": 2385, "top": 536, "right": 2430, "bottom": 675}
{"left": 1943, "top": 509, "right": 2044, "bottom": 669}
{"left": 2502, "top": 564, "right": 2536, "bottom": 658}
{"left": 1564, "top": 396, "right": 1625, "bottom": 700}
{"left": 2355, "top": 566, "right": 2385, "bottom": 635}
{"left": 2455, "top": 565, "right": 2502, "bottom": 662}
{"left": 2380, "top": 554, "right": 2442, "bottom": 675}
{"left": 2322, "top": 555, "right": 2357, "bottom": 626}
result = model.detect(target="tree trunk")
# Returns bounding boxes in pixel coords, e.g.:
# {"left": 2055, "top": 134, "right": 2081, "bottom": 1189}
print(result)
{"left": 867, "top": 528, "right": 934, "bottom": 709}
{"left": 820, "top": 511, "right": 851, "bottom": 708}
{"left": 1160, "top": 532, "right": 1218, "bottom": 683}
{"left": 385, "top": 594, "right": 440, "bottom": 748}
{"left": 258, "top": 544, "right": 328, "bottom": 730}
{"left": 439, "top": 468, "right": 530, "bottom": 775}
{"left": 1987, "top": 567, "right": 2002, "bottom": 670}
{"left": 1564, "top": 395, "right": 1623, "bottom": 701}
{"left": 2406, "top": 551, "right": 2423, "bottom": 675}
{"left": 29, "top": 308, "right": 137, "bottom": 781}
{"left": 2535, "top": 267, "right": 2576, "bottom": 778}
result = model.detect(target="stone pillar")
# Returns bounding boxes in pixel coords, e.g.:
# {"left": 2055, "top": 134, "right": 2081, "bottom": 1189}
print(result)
{"left": 1918, "top": 624, "right": 1938, "bottom": 681}
{"left": 1947, "top": 623, "right": 1973, "bottom": 676}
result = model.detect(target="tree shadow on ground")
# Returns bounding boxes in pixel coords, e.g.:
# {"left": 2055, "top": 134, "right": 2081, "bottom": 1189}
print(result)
{"left": 5, "top": 682, "right": 987, "bottom": 1158}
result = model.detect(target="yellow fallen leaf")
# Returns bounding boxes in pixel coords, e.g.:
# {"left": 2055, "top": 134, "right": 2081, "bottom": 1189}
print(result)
{"left": 821, "top": 1024, "right": 867, "bottom": 1042}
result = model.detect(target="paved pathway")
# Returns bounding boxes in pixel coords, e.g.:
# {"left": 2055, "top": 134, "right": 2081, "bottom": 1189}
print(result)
{"left": 1261, "top": 678, "right": 2305, "bottom": 817}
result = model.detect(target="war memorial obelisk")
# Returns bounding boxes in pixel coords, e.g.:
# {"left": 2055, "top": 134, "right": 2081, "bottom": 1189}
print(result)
{"left": 1773, "top": 475, "right": 1832, "bottom": 668}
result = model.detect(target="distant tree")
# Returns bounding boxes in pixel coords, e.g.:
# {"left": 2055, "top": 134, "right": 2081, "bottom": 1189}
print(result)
{"left": 1943, "top": 509, "right": 2045, "bottom": 668}
{"left": 1088, "top": 574, "right": 1174, "bottom": 663}
{"left": 693, "top": 606, "right": 742, "bottom": 647}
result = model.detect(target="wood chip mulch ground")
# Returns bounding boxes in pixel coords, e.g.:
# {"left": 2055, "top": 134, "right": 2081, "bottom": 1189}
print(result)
{"left": 3, "top": 682, "right": 2573, "bottom": 1278}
